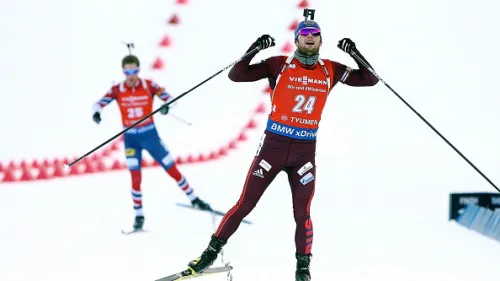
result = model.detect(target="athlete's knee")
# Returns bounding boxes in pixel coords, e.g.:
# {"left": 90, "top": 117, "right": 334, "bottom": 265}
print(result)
{"left": 235, "top": 204, "right": 253, "bottom": 218}
{"left": 293, "top": 193, "right": 314, "bottom": 218}
{"left": 125, "top": 148, "right": 141, "bottom": 170}
{"left": 159, "top": 152, "right": 176, "bottom": 169}
{"left": 293, "top": 205, "right": 310, "bottom": 223}
{"left": 126, "top": 158, "right": 141, "bottom": 170}
{"left": 226, "top": 192, "right": 260, "bottom": 220}
{"left": 235, "top": 195, "right": 260, "bottom": 217}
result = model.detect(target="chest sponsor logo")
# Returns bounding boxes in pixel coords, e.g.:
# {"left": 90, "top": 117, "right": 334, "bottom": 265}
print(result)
{"left": 121, "top": 95, "right": 149, "bottom": 102}
{"left": 270, "top": 123, "right": 317, "bottom": 139}
{"left": 290, "top": 117, "right": 318, "bottom": 125}
{"left": 290, "top": 76, "right": 327, "bottom": 86}
{"left": 287, "top": 84, "right": 326, "bottom": 93}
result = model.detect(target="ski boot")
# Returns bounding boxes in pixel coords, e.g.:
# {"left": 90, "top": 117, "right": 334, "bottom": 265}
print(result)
{"left": 187, "top": 234, "right": 227, "bottom": 274}
{"left": 295, "top": 254, "right": 312, "bottom": 281}
{"left": 191, "top": 197, "right": 213, "bottom": 212}
{"left": 133, "top": 215, "right": 145, "bottom": 231}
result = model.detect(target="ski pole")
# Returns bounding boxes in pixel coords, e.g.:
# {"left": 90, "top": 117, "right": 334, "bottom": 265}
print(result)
{"left": 169, "top": 113, "right": 192, "bottom": 126}
{"left": 348, "top": 49, "right": 499, "bottom": 193}
{"left": 66, "top": 45, "right": 264, "bottom": 168}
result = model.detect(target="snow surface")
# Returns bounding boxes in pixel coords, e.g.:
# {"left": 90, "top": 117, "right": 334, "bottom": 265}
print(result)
{"left": 0, "top": 0, "right": 499, "bottom": 280}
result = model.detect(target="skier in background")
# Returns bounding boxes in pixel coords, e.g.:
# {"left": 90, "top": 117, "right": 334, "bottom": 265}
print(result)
{"left": 92, "top": 54, "right": 212, "bottom": 231}
{"left": 183, "top": 12, "right": 379, "bottom": 281}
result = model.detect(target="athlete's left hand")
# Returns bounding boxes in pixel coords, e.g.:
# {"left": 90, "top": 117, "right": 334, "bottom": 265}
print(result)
{"left": 338, "top": 38, "right": 357, "bottom": 55}
{"left": 159, "top": 104, "right": 169, "bottom": 115}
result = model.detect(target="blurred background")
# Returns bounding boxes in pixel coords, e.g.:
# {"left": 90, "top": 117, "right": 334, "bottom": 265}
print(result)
{"left": 0, "top": 0, "right": 499, "bottom": 280}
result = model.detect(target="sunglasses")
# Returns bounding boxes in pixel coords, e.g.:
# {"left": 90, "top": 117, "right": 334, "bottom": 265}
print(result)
{"left": 298, "top": 28, "right": 321, "bottom": 36}
{"left": 123, "top": 68, "right": 140, "bottom": 75}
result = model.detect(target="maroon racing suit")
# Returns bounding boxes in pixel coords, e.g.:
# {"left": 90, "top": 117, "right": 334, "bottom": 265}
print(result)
{"left": 214, "top": 44, "right": 379, "bottom": 256}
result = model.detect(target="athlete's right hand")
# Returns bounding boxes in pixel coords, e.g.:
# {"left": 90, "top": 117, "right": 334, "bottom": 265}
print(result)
{"left": 93, "top": 112, "right": 101, "bottom": 124}
{"left": 254, "top": 34, "right": 275, "bottom": 50}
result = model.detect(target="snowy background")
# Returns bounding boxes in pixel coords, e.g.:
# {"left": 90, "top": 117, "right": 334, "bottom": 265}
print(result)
{"left": 0, "top": 0, "right": 499, "bottom": 280}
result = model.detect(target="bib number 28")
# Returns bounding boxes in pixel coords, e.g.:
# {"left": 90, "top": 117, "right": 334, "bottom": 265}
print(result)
{"left": 127, "top": 107, "right": 144, "bottom": 118}
{"left": 292, "top": 94, "right": 316, "bottom": 114}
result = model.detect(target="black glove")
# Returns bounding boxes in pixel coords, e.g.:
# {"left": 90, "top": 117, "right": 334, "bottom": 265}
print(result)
{"left": 93, "top": 112, "right": 101, "bottom": 124}
{"left": 337, "top": 38, "right": 357, "bottom": 55}
{"left": 254, "top": 34, "right": 275, "bottom": 50}
{"left": 159, "top": 104, "right": 169, "bottom": 115}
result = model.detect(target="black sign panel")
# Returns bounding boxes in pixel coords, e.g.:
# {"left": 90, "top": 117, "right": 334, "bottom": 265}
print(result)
{"left": 449, "top": 192, "right": 500, "bottom": 241}
{"left": 449, "top": 192, "right": 500, "bottom": 220}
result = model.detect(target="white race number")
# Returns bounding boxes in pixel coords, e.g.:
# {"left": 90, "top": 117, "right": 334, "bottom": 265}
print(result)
{"left": 292, "top": 95, "right": 316, "bottom": 114}
{"left": 127, "top": 107, "right": 144, "bottom": 118}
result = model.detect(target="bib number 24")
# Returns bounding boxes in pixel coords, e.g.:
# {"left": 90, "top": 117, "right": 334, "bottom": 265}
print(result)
{"left": 292, "top": 94, "right": 316, "bottom": 114}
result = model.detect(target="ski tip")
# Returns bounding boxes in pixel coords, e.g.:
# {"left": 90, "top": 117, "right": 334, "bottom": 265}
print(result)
{"left": 63, "top": 163, "right": 71, "bottom": 172}
{"left": 176, "top": 202, "right": 195, "bottom": 209}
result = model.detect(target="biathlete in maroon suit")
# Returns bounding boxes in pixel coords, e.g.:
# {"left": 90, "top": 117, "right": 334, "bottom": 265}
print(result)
{"left": 182, "top": 15, "right": 379, "bottom": 281}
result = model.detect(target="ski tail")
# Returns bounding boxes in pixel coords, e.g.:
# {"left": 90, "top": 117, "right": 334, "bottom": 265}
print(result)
{"left": 121, "top": 229, "right": 149, "bottom": 235}
{"left": 155, "top": 264, "right": 233, "bottom": 281}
